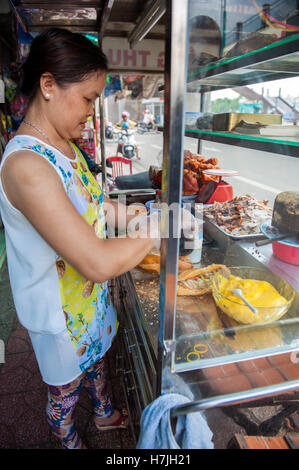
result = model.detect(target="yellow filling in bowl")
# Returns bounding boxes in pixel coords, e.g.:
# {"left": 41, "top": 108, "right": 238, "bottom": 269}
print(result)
{"left": 213, "top": 274, "right": 289, "bottom": 324}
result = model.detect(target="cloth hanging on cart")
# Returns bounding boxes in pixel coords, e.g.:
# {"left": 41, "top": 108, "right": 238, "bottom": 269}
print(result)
{"left": 136, "top": 393, "right": 214, "bottom": 449}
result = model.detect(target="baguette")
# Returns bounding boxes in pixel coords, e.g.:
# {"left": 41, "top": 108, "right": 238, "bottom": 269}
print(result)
{"left": 177, "top": 264, "right": 230, "bottom": 296}
{"left": 138, "top": 252, "right": 193, "bottom": 273}
{"left": 178, "top": 264, "right": 228, "bottom": 281}
{"left": 138, "top": 263, "right": 160, "bottom": 274}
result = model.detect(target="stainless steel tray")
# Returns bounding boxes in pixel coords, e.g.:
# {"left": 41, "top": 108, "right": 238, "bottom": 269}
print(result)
{"left": 203, "top": 216, "right": 266, "bottom": 241}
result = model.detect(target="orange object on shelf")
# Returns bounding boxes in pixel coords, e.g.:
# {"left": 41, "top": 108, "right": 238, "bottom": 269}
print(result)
{"left": 203, "top": 169, "right": 239, "bottom": 204}
{"left": 205, "top": 181, "right": 234, "bottom": 204}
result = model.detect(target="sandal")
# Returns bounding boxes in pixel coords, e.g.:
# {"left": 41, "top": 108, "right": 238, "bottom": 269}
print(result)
{"left": 94, "top": 408, "right": 129, "bottom": 432}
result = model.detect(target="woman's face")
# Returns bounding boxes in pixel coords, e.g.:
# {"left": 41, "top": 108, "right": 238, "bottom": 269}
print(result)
{"left": 49, "top": 71, "right": 107, "bottom": 140}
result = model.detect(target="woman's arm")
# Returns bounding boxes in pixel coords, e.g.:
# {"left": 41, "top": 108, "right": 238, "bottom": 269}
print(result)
{"left": 1, "top": 151, "right": 156, "bottom": 283}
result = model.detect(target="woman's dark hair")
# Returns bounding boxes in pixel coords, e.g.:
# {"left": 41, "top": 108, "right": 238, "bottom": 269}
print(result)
{"left": 21, "top": 28, "right": 108, "bottom": 99}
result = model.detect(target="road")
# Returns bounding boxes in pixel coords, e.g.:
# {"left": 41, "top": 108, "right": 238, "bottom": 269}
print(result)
{"left": 104, "top": 130, "right": 165, "bottom": 175}
{"left": 104, "top": 131, "right": 299, "bottom": 206}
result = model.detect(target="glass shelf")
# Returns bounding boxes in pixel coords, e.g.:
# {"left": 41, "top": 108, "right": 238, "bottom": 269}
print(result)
{"left": 187, "top": 34, "right": 299, "bottom": 90}
{"left": 129, "top": 238, "right": 299, "bottom": 374}
{"left": 185, "top": 128, "right": 299, "bottom": 157}
{"left": 172, "top": 241, "right": 299, "bottom": 373}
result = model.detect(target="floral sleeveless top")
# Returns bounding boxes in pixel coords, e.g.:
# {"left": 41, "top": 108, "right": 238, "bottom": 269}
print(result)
{"left": 0, "top": 135, "right": 118, "bottom": 374}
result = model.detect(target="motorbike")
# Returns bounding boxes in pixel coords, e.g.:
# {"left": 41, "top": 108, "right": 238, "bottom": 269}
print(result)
{"left": 105, "top": 121, "right": 115, "bottom": 140}
{"left": 137, "top": 120, "right": 157, "bottom": 134}
{"left": 116, "top": 128, "right": 139, "bottom": 159}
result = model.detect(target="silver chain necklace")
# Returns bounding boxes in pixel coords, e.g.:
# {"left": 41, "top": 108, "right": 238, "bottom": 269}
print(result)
{"left": 23, "top": 119, "right": 76, "bottom": 160}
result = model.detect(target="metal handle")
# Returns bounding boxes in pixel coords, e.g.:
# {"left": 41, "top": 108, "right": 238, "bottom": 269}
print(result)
{"left": 170, "top": 379, "right": 299, "bottom": 416}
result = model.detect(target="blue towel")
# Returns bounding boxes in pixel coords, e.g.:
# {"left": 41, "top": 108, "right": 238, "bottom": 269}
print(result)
{"left": 136, "top": 393, "right": 214, "bottom": 449}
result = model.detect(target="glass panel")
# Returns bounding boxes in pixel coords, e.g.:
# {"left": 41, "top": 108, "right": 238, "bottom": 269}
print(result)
{"left": 104, "top": 73, "right": 164, "bottom": 195}
{"left": 188, "top": 0, "right": 299, "bottom": 76}
{"left": 185, "top": 2, "right": 299, "bottom": 157}
{"left": 185, "top": 62, "right": 299, "bottom": 156}
{"left": 173, "top": 240, "right": 299, "bottom": 372}
{"left": 188, "top": 34, "right": 299, "bottom": 87}
{"left": 173, "top": 0, "right": 299, "bottom": 377}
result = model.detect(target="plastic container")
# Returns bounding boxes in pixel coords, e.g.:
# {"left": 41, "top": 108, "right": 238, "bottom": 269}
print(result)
{"left": 272, "top": 241, "right": 299, "bottom": 266}
{"left": 260, "top": 220, "right": 299, "bottom": 266}
{"left": 187, "top": 231, "right": 203, "bottom": 264}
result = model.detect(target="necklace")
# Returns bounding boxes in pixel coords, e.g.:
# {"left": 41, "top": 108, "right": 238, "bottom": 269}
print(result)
{"left": 23, "top": 119, "right": 76, "bottom": 160}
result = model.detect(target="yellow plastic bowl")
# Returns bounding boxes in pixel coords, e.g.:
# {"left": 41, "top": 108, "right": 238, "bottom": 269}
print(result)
{"left": 211, "top": 266, "right": 295, "bottom": 325}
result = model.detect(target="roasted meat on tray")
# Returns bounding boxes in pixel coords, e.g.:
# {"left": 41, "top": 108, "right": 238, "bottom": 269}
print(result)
{"left": 151, "top": 150, "right": 221, "bottom": 197}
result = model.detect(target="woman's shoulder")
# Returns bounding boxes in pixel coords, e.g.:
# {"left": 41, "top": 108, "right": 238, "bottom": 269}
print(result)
{"left": 1, "top": 135, "right": 61, "bottom": 182}
{"left": 4, "top": 134, "right": 46, "bottom": 157}
{"left": 3, "top": 134, "right": 61, "bottom": 166}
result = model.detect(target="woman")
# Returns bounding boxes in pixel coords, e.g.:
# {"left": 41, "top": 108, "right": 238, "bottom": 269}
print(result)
{"left": 0, "top": 28, "right": 159, "bottom": 449}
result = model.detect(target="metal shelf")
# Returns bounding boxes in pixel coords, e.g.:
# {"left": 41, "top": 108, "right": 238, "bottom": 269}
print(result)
{"left": 187, "top": 34, "right": 299, "bottom": 90}
{"left": 185, "top": 128, "right": 299, "bottom": 158}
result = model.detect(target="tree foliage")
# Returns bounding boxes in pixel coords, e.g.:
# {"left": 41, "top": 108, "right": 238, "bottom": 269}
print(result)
{"left": 211, "top": 97, "right": 241, "bottom": 113}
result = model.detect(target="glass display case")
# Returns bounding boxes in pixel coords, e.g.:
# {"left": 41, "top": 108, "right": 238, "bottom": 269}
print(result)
{"left": 169, "top": 0, "right": 299, "bottom": 373}
{"left": 115, "top": 0, "right": 299, "bottom": 430}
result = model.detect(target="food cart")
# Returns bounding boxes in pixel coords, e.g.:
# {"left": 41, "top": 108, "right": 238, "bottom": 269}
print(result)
{"left": 109, "top": 0, "right": 299, "bottom": 445}
{"left": 5, "top": 0, "right": 299, "bottom": 447}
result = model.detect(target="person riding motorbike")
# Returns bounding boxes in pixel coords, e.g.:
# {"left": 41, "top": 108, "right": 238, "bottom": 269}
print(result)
{"left": 115, "top": 111, "right": 136, "bottom": 131}
{"left": 115, "top": 112, "right": 140, "bottom": 159}
{"left": 142, "top": 109, "right": 155, "bottom": 130}
{"left": 137, "top": 109, "right": 156, "bottom": 134}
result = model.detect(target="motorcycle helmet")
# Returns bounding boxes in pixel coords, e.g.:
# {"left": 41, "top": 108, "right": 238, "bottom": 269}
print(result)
{"left": 122, "top": 111, "right": 129, "bottom": 118}
{"left": 122, "top": 121, "right": 129, "bottom": 129}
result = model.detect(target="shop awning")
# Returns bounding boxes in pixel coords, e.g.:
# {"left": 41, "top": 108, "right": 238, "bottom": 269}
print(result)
{"left": 9, "top": 0, "right": 166, "bottom": 46}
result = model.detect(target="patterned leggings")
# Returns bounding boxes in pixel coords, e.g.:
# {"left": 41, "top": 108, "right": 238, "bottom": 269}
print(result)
{"left": 46, "top": 358, "right": 113, "bottom": 449}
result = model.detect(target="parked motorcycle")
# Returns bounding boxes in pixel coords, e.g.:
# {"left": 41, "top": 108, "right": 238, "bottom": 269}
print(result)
{"left": 116, "top": 128, "right": 139, "bottom": 159}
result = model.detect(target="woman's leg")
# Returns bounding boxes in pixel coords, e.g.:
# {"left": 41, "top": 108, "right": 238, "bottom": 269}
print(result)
{"left": 46, "top": 374, "right": 86, "bottom": 449}
{"left": 84, "top": 358, "right": 128, "bottom": 428}
{"left": 83, "top": 358, "right": 113, "bottom": 418}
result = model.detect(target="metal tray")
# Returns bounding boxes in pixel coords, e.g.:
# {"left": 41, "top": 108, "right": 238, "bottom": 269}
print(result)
{"left": 203, "top": 216, "right": 266, "bottom": 241}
